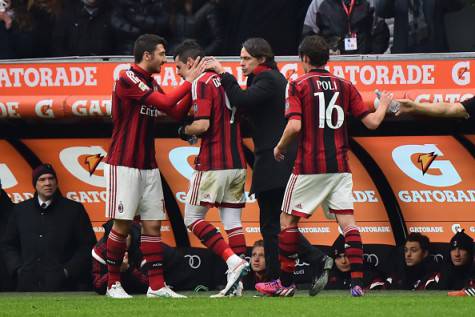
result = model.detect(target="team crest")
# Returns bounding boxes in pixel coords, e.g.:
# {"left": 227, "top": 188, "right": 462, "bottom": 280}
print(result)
{"left": 118, "top": 202, "right": 124, "bottom": 214}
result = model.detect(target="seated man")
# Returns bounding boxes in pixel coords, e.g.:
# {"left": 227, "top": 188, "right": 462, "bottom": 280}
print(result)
{"left": 387, "top": 233, "right": 442, "bottom": 290}
{"left": 243, "top": 239, "right": 333, "bottom": 294}
{"left": 242, "top": 240, "right": 268, "bottom": 290}
{"left": 1, "top": 164, "right": 96, "bottom": 291}
{"left": 92, "top": 221, "right": 148, "bottom": 295}
{"left": 441, "top": 230, "right": 475, "bottom": 290}
{"left": 325, "top": 235, "right": 384, "bottom": 291}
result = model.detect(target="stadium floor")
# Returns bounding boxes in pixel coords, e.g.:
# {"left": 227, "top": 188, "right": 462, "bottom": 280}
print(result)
{"left": 0, "top": 290, "right": 473, "bottom": 316}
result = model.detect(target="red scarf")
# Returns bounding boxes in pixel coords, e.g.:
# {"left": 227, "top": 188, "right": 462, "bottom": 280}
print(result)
{"left": 252, "top": 64, "right": 272, "bottom": 76}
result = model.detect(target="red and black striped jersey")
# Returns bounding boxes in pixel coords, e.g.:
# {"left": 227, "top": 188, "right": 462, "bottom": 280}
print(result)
{"left": 106, "top": 64, "right": 191, "bottom": 169}
{"left": 192, "top": 71, "right": 246, "bottom": 171}
{"left": 285, "top": 68, "right": 371, "bottom": 174}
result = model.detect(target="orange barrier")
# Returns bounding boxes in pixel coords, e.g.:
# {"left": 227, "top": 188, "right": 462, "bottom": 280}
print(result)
{"left": 0, "top": 57, "right": 473, "bottom": 119}
{"left": 354, "top": 136, "right": 475, "bottom": 243}
{"left": 1, "top": 138, "right": 402, "bottom": 246}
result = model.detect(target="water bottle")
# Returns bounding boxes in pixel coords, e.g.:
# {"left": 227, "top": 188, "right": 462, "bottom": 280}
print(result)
{"left": 374, "top": 89, "right": 400, "bottom": 113}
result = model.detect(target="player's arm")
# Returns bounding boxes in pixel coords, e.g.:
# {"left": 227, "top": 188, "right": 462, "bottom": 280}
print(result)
{"left": 274, "top": 119, "right": 301, "bottom": 161}
{"left": 360, "top": 90, "right": 392, "bottom": 130}
{"left": 182, "top": 77, "right": 212, "bottom": 136}
{"left": 274, "top": 81, "right": 302, "bottom": 161}
{"left": 395, "top": 99, "right": 469, "bottom": 119}
{"left": 184, "top": 119, "right": 210, "bottom": 135}
{"left": 207, "top": 57, "right": 274, "bottom": 109}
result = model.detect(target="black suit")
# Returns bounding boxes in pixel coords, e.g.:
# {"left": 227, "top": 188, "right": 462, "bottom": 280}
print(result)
{"left": 1, "top": 192, "right": 96, "bottom": 291}
{"left": 220, "top": 68, "right": 324, "bottom": 280}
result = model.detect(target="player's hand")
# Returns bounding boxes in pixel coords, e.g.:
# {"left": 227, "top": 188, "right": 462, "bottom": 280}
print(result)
{"left": 378, "top": 91, "right": 393, "bottom": 109}
{"left": 395, "top": 99, "right": 415, "bottom": 116}
{"left": 178, "top": 125, "right": 198, "bottom": 145}
{"left": 184, "top": 56, "right": 206, "bottom": 82}
{"left": 205, "top": 57, "right": 225, "bottom": 74}
{"left": 120, "top": 252, "right": 130, "bottom": 272}
{"left": 274, "top": 146, "right": 286, "bottom": 162}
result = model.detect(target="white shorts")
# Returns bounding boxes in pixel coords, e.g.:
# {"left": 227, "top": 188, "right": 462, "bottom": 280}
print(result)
{"left": 105, "top": 163, "right": 167, "bottom": 221}
{"left": 186, "top": 169, "right": 247, "bottom": 208}
{"left": 281, "top": 173, "right": 354, "bottom": 218}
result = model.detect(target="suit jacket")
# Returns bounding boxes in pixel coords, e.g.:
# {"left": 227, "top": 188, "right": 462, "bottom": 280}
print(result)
{"left": 1, "top": 192, "right": 96, "bottom": 291}
{"left": 220, "top": 69, "right": 295, "bottom": 194}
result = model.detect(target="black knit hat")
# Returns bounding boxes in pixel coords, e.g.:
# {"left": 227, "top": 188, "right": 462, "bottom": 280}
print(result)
{"left": 32, "top": 164, "right": 57, "bottom": 187}
{"left": 450, "top": 229, "right": 474, "bottom": 254}
{"left": 331, "top": 234, "right": 346, "bottom": 258}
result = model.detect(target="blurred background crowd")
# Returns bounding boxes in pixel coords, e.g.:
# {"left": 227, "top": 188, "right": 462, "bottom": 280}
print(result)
{"left": 1, "top": 0, "right": 475, "bottom": 60}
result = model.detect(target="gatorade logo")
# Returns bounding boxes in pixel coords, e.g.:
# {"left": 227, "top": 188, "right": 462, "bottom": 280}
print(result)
{"left": 59, "top": 146, "right": 107, "bottom": 187}
{"left": 417, "top": 152, "right": 437, "bottom": 175}
{"left": 392, "top": 144, "right": 461, "bottom": 187}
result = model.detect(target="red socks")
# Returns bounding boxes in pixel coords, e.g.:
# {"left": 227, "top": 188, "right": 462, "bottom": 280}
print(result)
{"left": 140, "top": 235, "right": 165, "bottom": 291}
{"left": 190, "top": 219, "right": 234, "bottom": 261}
{"left": 106, "top": 229, "right": 127, "bottom": 288}
{"left": 344, "top": 225, "right": 364, "bottom": 280}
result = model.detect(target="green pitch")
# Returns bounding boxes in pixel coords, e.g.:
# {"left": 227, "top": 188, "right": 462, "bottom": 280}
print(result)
{"left": 0, "top": 291, "right": 473, "bottom": 317}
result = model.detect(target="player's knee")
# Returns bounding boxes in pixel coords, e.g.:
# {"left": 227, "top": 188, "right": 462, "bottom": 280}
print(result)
{"left": 280, "top": 212, "right": 299, "bottom": 230}
{"left": 184, "top": 204, "right": 206, "bottom": 227}
{"left": 219, "top": 207, "right": 242, "bottom": 230}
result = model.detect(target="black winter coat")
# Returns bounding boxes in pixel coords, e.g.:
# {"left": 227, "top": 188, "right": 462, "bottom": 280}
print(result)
{"left": 169, "top": 1, "right": 224, "bottom": 55}
{"left": 1, "top": 192, "right": 96, "bottom": 291}
{"left": 220, "top": 69, "right": 296, "bottom": 194}
{"left": 52, "top": 3, "right": 114, "bottom": 56}
{"left": 316, "top": 0, "right": 388, "bottom": 54}
{"left": 111, "top": 0, "right": 171, "bottom": 54}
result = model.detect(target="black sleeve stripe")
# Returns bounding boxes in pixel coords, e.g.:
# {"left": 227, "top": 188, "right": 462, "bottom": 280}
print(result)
{"left": 286, "top": 112, "right": 302, "bottom": 118}
{"left": 119, "top": 77, "right": 131, "bottom": 88}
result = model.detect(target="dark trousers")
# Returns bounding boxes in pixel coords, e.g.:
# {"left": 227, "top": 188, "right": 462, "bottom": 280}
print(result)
{"left": 257, "top": 187, "right": 325, "bottom": 280}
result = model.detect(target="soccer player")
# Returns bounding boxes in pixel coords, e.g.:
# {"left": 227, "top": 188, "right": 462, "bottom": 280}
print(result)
{"left": 174, "top": 40, "right": 250, "bottom": 297}
{"left": 104, "top": 34, "right": 205, "bottom": 299}
{"left": 256, "top": 35, "right": 393, "bottom": 297}
{"left": 206, "top": 38, "right": 334, "bottom": 296}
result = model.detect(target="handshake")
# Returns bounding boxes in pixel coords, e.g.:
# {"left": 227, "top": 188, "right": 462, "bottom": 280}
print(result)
{"left": 178, "top": 116, "right": 198, "bottom": 145}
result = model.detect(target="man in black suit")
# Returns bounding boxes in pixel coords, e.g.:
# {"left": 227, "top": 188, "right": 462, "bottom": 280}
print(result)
{"left": 207, "top": 38, "right": 333, "bottom": 295}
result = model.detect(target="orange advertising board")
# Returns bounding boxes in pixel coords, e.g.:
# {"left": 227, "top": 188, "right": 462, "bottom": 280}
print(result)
{"left": 1, "top": 138, "right": 395, "bottom": 247}
{"left": 0, "top": 140, "right": 34, "bottom": 203}
{"left": 156, "top": 138, "right": 394, "bottom": 246}
{"left": 0, "top": 57, "right": 473, "bottom": 119}
{"left": 354, "top": 136, "right": 475, "bottom": 242}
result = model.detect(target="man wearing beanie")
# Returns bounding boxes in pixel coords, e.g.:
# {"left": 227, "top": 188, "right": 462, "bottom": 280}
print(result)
{"left": 1, "top": 163, "right": 96, "bottom": 291}
{"left": 443, "top": 229, "right": 475, "bottom": 295}
{"left": 325, "top": 235, "right": 384, "bottom": 291}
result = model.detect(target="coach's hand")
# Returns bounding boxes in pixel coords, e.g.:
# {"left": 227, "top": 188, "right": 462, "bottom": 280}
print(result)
{"left": 274, "top": 146, "right": 286, "bottom": 162}
{"left": 205, "top": 57, "right": 225, "bottom": 74}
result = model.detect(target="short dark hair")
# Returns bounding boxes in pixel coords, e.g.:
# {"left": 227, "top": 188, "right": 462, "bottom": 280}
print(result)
{"left": 405, "top": 233, "right": 430, "bottom": 252}
{"left": 242, "top": 37, "right": 277, "bottom": 69}
{"left": 173, "top": 39, "right": 205, "bottom": 63}
{"left": 133, "top": 34, "right": 167, "bottom": 63}
{"left": 298, "top": 35, "right": 329, "bottom": 67}
{"left": 252, "top": 239, "right": 264, "bottom": 250}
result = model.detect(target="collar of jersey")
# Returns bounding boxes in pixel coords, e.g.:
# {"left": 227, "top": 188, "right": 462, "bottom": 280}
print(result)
{"left": 309, "top": 68, "right": 329, "bottom": 74}
{"left": 131, "top": 64, "right": 153, "bottom": 79}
